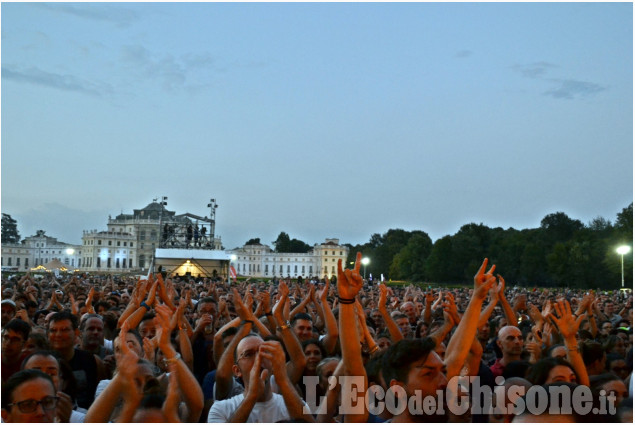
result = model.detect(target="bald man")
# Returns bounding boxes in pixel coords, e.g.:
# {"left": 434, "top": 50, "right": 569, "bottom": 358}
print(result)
{"left": 490, "top": 326, "right": 523, "bottom": 378}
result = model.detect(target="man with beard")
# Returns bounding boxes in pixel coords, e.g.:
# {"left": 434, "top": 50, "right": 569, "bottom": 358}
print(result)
{"left": 490, "top": 326, "right": 523, "bottom": 378}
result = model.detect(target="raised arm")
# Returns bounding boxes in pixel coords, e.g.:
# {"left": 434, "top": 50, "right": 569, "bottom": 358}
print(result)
{"left": 85, "top": 332, "right": 139, "bottom": 423}
{"left": 260, "top": 340, "right": 315, "bottom": 422}
{"left": 215, "top": 319, "right": 253, "bottom": 401}
{"left": 478, "top": 284, "right": 500, "bottom": 327}
{"left": 233, "top": 288, "right": 271, "bottom": 337}
{"left": 122, "top": 280, "right": 157, "bottom": 330}
{"left": 496, "top": 276, "right": 518, "bottom": 327}
{"left": 289, "top": 285, "right": 313, "bottom": 319}
{"left": 377, "top": 283, "right": 403, "bottom": 343}
{"left": 336, "top": 253, "right": 368, "bottom": 423}
{"left": 549, "top": 299, "right": 589, "bottom": 387}
{"left": 212, "top": 317, "right": 241, "bottom": 365}
{"left": 445, "top": 259, "right": 496, "bottom": 379}
{"left": 155, "top": 304, "right": 204, "bottom": 422}
{"left": 318, "top": 277, "right": 339, "bottom": 355}
{"left": 428, "top": 295, "right": 459, "bottom": 348}
{"left": 117, "top": 280, "right": 145, "bottom": 327}
{"left": 272, "top": 281, "right": 307, "bottom": 385}
{"left": 422, "top": 290, "right": 435, "bottom": 325}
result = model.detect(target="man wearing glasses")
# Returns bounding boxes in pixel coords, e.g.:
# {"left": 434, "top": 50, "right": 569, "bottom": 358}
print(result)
{"left": 1, "top": 369, "right": 58, "bottom": 423}
{"left": 207, "top": 334, "right": 312, "bottom": 423}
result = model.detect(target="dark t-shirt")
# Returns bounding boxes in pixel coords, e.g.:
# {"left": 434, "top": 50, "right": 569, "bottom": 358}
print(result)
{"left": 68, "top": 348, "right": 98, "bottom": 409}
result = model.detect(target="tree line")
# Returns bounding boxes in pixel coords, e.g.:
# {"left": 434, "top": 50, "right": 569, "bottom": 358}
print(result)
{"left": 344, "top": 204, "right": 633, "bottom": 289}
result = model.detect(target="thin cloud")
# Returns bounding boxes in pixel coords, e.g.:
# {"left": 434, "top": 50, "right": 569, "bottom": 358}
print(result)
{"left": 512, "top": 62, "right": 606, "bottom": 100}
{"left": 455, "top": 50, "right": 473, "bottom": 58}
{"left": 544, "top": 79, "right": 607, "bottom": 99}
{"left": 34, "top": 3, "right": 139, "bottom": 28}
{"left": 512, "top": 62, "right": 557, "bottom": 79}
{"left": 2, "top": 65, "right": 113, "bottom": 96}
{"left": 120, "top": 45, "right": 186, "bottom": 91}
{"left": 120, "top": 45, "right": 218, "bottom": 92}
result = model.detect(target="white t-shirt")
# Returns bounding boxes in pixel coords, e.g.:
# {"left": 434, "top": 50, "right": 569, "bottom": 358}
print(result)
{"left": 207, "top": 392, "right": 291, "bottom": 423}
{"left": 69, "top": 410, "right": 86, "bottom": 423}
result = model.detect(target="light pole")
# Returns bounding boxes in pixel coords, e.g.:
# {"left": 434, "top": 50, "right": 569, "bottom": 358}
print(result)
{"left": 361, "top": 257, "right": 370, "bottom": 279}
{"left": 156, "top": 196, "right": 167, "bottom": 248}
{"left": 616, "top": 246, "right": 631, "bottom": 288}
{"left": 207, "top": 198, "right": 218, "bottom": 247}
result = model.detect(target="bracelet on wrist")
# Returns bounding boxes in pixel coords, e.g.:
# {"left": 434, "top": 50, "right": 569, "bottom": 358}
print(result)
{"left": 265, "top": 311, "right": 273, "bottom": 316}
{"left": 140, "top": 301, "right": 151, "bottom": 311}
{"left": 240, "top": 319, "right": 254, "bottom": 327}
{"left": 337, "top": 295, "right": 356, "bottom": 304}
{"left": 278, "top": 320, "right": 291, "bottom": 331}
{"left": 165, "top": 353, "right": 181, "bottom": 364}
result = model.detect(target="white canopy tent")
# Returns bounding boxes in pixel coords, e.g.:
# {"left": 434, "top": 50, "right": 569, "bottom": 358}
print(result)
{"left": 153, "top": 249, "right": 231, "bottom": 279}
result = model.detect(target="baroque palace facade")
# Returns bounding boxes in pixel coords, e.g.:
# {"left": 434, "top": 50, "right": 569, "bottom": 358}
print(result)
{"left": 2, "top": 200, "right": 348, "bottom": 279}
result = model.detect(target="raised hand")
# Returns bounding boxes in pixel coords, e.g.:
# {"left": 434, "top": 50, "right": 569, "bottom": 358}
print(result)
{"left": 473, "top": 259, "right": 496, "bottom": 299}
{"left": 155, "top": 304, "right": 175, "bottom": 350}
{"left": 378, "top": 283, "right": 388, "bottom": 310}
{"left": 496, "top": 275, "right": 505, "bottom": 297}
{"left": 258, "top": 340, "right": 287, "bottom": 378}
{"left": 170, "top": 298, "right": 187, "bottom": 331}
{"left": 488, "top": 284, "right": 499, "bottom": 304}
{"left": 232, "top": 288, "right": 252, "bottom": 320}
{"left": 259, "top": 291, "right": 271, "bottom": 313}
{"left": 244, "top": 292, "right": 254, "bottom": 313}
{"left": 146, "top": 280, "right": 159, "bottom": 307}
{"left": 513, "top": 294, "right": 527, "bottom": 312}
{"left": 277, "top": 280, "right": 289, "bottom": 300}
{"left": 425, "top": 290, "right": 435, "bottom": 304}
{"left": 526, "top": 327, "right": 542, "bottom": 364}
{"left": 542, "top": 299, "right": 553, "bottom": 319}
{"left": 337, "top": 252, "right": 364, "bottom": 300}
{"left": 549, "top": 299, "right": 584, "bottom": 340}
{"left": 245, "top": 350, "right": 268, "bottom": 401}
{"left": 443, "top": 292, "right": 461, "bottom": 325}
{"left": 319, "top": 277, "right": 330, "bottom": 303}
{"left": 143, "top": 337, "right": 157, "bottom": 364}
{"left": 527, "top": 302, "right": 544, "bottom": 326}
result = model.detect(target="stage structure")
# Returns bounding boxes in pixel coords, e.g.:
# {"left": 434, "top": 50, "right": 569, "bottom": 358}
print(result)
{"left": 153, "top": 248, "right": 232, "bottom": 279}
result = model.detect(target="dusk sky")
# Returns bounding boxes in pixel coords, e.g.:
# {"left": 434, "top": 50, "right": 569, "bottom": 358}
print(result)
{"left": 2, "top": 2, "right": 632, "bottom": 249}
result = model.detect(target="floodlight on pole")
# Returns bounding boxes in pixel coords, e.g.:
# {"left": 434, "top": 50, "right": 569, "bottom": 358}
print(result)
{"left": 361, "top": 257, "right": 370, "bottom": 279}
{"left": 616, "top": 246, "right": 631, "bottom": 288}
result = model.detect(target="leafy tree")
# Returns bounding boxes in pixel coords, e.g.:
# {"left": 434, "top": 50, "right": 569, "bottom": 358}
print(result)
{"left": 273, "top": 232, "right": 291, "bottom": 252}
{"left": 615, "top": 203, "right": 633, "bottom": 235}
{"left": 1, "top": 214, "right": 20, "bottom": 244}
{"left": 587, "top": 217, "right": 612, "bottom": 233}
{"left": 245, "top": 238, "right": 261, "bottom": 245}
{"left": 425, "top": 236, "right": 457, "bottom": 282}
{"left": 540, "top": 212, "right": 584, "bottom": 244}
{"left": 389, "top": 232, "right": 433, "bottom": 281}
{"left": 273, "top": 232, "right": 311, "bottom": 253}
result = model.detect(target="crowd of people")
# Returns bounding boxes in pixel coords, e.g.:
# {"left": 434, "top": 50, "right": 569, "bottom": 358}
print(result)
{"left": 0, "top": 253, "right": 632, "bottom": 422}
